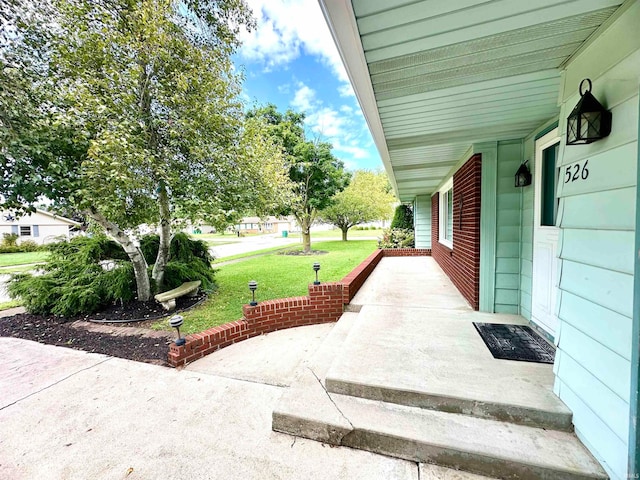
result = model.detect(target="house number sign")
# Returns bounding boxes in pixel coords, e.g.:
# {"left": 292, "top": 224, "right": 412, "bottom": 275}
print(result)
{"left": 563, "top": 159, "right": 589, "bottom": 183}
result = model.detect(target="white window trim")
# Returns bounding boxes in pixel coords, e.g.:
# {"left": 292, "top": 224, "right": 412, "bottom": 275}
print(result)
{"left": 19, "top": 225, "right": 32, "bottom": 237}
{"left": 439, "top": 178, "right": 453, "bottom": 249}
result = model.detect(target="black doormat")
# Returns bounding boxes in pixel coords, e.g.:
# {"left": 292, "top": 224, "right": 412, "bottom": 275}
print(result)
{"left": 473, "top": 323, "right": 555, "bottom": 364}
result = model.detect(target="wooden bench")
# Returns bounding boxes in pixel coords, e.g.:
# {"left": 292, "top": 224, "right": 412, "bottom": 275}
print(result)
{"left": 154, "top": 280, "right": 201, "bottom": 311}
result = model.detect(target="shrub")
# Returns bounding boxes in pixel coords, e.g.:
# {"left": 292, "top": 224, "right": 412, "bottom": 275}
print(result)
{"left": 2, "top": 233, "right": 19, "bottom": 247}
{"left": 9, "top": 232, "right": 216, "bottom": 316}
{"left": 390, "top": 205, "right": 414, "bottom": 230}
{"left": 378, "top": 228, "right": 415, "bottom": 249}
{"left": 8, "top": 236, "right": 135, "bottom": 316}
{"left": 17, "top": 240, "right": 40, "bottom": 252}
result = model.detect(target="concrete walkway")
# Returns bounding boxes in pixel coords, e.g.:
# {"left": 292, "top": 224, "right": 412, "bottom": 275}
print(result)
{"left": 0, "top": 328, "right": 417, "bottom": 479}
{"left": 272, "top": 257, "right": 606, "bottom": 479}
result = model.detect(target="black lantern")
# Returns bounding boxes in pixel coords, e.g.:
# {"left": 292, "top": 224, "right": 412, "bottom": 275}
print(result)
{"left": 312, "top": 262, "right": 321, "bottom": 285}
{"left": 248, "top": 280, "right": 258, "bottom": 306}
{"left": 566, "top": 78, "right": 611, "bottom": 145}
{"left": 514, "top": 160, "right": 532, "bottom": 187}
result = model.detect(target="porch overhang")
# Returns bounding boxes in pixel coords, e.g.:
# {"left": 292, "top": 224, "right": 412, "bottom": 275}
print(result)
{"left": 319, "top": 0, "right": 624, "bottom": 202}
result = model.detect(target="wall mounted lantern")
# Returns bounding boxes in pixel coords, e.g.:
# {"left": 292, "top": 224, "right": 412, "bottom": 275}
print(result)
{"left": 248, "top": 280, "right": 258, "bottom": 306}
{"left": 514, "top": 160, "right": 532, "bottom": 187}
{"left": 312, "top": 262, "right": 321, "bottom": 285}
{"left": 566, "top": 78, "right": 611, "bottom": 145}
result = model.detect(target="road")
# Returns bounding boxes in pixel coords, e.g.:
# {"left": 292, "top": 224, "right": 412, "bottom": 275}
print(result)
{"left": 209, "top": 233, "right": 301, "bottom": 259}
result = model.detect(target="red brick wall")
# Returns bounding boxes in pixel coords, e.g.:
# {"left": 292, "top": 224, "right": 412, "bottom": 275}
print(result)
{"left": 431, "top": 154, "right": 481, "bottom": 310}
{"left": 168, "top": 283, "right": 344, "bottom": 367}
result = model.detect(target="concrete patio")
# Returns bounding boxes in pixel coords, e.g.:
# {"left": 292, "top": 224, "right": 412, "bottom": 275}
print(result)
{"left": 273, "top": 257, "right": 607, "bottom": 479}
{"left": 0, "top": 256, "right": 608, "bottom": 479}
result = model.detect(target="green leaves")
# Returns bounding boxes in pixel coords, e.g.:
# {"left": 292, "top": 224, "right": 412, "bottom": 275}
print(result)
{"left": 320, "top": 170, "right": 396, "bottom": 236}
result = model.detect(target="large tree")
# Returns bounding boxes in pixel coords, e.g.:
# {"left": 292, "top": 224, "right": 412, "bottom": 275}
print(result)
{"left": 320, "top": 170, "right": 396, "bottom": 241}
{"left": 289, "top": 140, "right": 350, "bottom": 252}
{"left": 246, "top": 104, "right": 350, "bottom": 253}
{"left": 1, "top": 0, "right": 292, "bottom": 300}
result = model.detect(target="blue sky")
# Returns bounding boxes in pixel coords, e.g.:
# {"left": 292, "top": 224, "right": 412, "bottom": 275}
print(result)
{"left": 234, "top": 0, "right": 381, "bottom": 172}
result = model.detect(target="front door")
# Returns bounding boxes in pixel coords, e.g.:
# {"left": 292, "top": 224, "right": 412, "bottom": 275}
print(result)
{"left": 531, "top": 128, "right": 561, "bottom": 339}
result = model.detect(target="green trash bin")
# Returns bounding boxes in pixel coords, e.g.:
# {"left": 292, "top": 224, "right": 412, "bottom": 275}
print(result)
{"left": 282, "top": 230, "right": 288, "bottom": 238}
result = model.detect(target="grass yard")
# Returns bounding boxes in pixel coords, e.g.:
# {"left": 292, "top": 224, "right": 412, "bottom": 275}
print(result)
{"left": 287, "top": 228, "right": 383, "bottom": 240}
{"left": 166, "top": 240, "right": 377, "bottom": 334}
{"left": 0, "top": 299, "right": 22, "bottom": 310}
{"left": 0, "top": 251, "right": 49, "bottom": 268}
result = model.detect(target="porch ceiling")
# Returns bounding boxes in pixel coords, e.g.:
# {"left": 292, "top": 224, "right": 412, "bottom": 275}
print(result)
{"left": 320, "top": 0, "right": 623, "bottom": 202}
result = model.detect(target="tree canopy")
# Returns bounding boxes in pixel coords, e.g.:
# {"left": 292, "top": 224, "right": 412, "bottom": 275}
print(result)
{"left": 1, "top": 0, "right": 292, "bottom": 300}
{"left": 320, "top": 170, "right": 396, "bottom": 240}
{"left": 246, "top": 103, "right": 350, "bottom": 252}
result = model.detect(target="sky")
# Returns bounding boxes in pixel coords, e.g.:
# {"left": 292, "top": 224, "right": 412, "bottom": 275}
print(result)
{"left": 234, "top": 0, "right": 382, "bottom": 172}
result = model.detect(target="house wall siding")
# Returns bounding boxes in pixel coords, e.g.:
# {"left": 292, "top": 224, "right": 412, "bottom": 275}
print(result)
{"left": 552, "top": 7, "right": 640, "bottom": 477}
{"left": 431, "top": 154, "right": 481, "bottom": 309}
{"left": 414, "top": 195, "right": 432, "bottom": 249}
{"left": 494, "top": 141, "right": 524, "bottom": 314}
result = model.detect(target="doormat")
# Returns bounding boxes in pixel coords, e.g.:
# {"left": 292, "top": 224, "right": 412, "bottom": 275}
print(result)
{"left": 473, "top": 323, "right": 555, "bottom": 364}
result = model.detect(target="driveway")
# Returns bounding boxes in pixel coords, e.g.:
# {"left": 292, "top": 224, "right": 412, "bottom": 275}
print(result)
{"left": 0, "top": 325, "right": 417, "bottom": 480}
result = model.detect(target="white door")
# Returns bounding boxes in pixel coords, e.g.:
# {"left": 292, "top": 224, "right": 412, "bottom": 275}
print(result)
{"left": 531, "top": 128, "right": 561, "bottom": 339}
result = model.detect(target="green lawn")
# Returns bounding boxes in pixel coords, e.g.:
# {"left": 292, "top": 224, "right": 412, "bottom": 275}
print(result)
{"left": 211, "top": 244, "right": 299, "bottom": 264}
{"left": 0, "top": 299, "right": 22, "bottom": 310}
{"left": 288, "top": 228, "right": 383, "bottom": 240}
{"left": 162, "top": 240, "right": 377, "bottom": 334}
{"left": 0, "top": 251, "right": 49, "bottom": 268}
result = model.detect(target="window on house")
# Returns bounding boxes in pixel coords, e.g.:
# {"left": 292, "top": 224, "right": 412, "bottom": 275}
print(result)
{"left": 540, "top": 143, "right": 559, "bottom": 226}
{"left": 19, "top": 225, "right": 32, "bottom": 236}
{"left": 439, "top": 180, "right": 453, "bottom": 248}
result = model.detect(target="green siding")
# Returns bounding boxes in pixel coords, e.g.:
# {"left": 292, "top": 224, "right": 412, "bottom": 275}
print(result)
{"left": 553, "top": 65, "right": 638, "bottom": 479}
{"left": 494, "top": 141, "right": 522, "bottom": 313}
{"left": 414, "top": 195, "right": 431, "bottom": 249}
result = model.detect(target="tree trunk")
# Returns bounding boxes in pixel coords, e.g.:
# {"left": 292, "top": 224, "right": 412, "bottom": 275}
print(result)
{"left": 302, "top": 217, "right": 311, "bottom": 253}
{"left": 152, "top": 182, "right": 171, "bottom": 289}
{"left": 86, "top": 209, "right": 152, "bottom": 302}
{"left": 341, "top": 226, "right": 348, "bottom": 241}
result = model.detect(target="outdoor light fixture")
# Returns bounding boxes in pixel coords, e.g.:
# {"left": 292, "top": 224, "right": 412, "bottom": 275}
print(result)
{"left": 313, "top": 262, "right": 321, "bottom": 285}
{"left": 566, "top": 78, "right": 611, "bottom": 145}
{"left": 248, "top": 280, "right": 258, "bottom": 306}
{"left": 169, "top": 314, "right": 185, "bottom": 346}
{"left": 514, "top": 160, "right": 532, "bottom": 187}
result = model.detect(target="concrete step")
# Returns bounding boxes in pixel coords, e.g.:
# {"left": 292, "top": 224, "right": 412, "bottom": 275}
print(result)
{"left": 273, "top": 311, "right": 360, "bottom": 444}
{"left": 420, "top": 464, "right": 498, "bottom": 479}
{"left": 274, "top": 392, "right": 607, "bottom": 480}
{"left": 324, "top": 305, "right": 573, "bottom": 431}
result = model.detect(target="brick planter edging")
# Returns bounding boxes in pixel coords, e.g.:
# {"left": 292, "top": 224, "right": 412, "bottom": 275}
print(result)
{"left": 167, "top": 248, "right": 431, "bottom": 367}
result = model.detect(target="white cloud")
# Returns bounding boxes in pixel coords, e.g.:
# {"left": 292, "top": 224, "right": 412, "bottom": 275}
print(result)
{"left": 291, "top": 82, "right": 318, "bottom": 112}
{"left": 239, "top": 0, "right": 350, "bottom": 86}
{"left": 338, "top": 83, "right": 355, "bottom": 97}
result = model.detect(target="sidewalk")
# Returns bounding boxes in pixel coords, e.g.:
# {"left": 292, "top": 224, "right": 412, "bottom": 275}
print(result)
{"left": 0, "top": 329, "right": 417, "bottom": 479}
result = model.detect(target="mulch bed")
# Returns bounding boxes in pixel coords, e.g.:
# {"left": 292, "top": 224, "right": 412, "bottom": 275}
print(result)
{"left": 0, "top": 293, "right": 206, "bottom": 366}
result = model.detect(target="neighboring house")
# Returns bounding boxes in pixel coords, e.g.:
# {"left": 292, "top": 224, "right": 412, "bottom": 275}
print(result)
{"left": 235, "top": 216, "right": 297, "bottom": 234}
{"left": 0, "top": 209, "right": 81, "bottom": 245}
{"left": 320, "top": 0, "right": 639, "bottom": 478}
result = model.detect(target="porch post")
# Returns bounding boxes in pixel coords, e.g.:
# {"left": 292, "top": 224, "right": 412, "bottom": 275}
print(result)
{"left": 476, "top": 142, "right": 497, "bottom": 312}
{"left": 629, "top": 88, "right": 640, "bottom": 476}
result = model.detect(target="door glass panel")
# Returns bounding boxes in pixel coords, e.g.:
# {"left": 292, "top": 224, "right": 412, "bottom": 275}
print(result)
{"left": 540, "top": 143, "right": 559, "bottom": 226}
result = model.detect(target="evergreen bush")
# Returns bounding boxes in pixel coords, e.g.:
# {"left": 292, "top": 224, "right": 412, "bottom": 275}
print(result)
{"left": 9, "top": 232, "right": 215, "bottom": 316}
{"left": 390, "top": 204, "right": 414, "bottom": 230}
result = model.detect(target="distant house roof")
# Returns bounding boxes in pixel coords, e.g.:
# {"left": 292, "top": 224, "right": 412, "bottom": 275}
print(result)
{"left": 1, "top": 209, "right": 82, "bottom": 227}
{"left": 238, "top": 216, "right": 292, "bottom": 224}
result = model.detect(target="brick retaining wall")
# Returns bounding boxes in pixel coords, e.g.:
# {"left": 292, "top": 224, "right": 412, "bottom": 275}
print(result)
{"left": 167, "top": 247, "right": 431, "bottom": 367}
